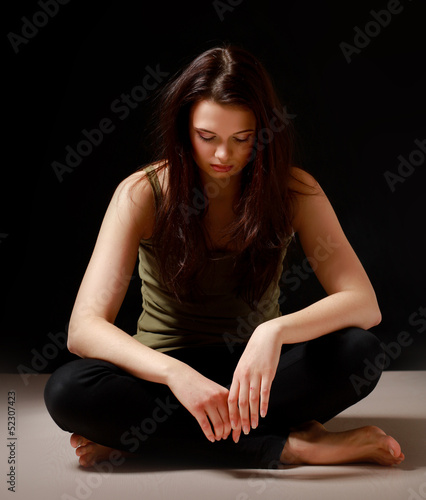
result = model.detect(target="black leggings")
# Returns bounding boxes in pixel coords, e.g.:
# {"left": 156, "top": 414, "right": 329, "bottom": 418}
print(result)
{"left": 44, "top": 327, "right": 384, "bottom": 469}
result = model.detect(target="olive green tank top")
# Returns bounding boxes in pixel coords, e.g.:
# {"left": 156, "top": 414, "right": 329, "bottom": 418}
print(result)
{"left": 133, "top": 164, "right": 290, "bottom": 352}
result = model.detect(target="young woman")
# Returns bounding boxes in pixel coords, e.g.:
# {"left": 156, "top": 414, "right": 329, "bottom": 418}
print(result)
{"left": 44, "top": 45, "right": 404, "bottom": 469}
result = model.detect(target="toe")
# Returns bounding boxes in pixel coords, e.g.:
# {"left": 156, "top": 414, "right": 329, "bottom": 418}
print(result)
{"left": 386, "top": 435, "right": 402, "bottom": 460}
{"left": 76, "top": 444, "right": 96, "bottom": 468}
{"left": 76, "top": 443, "right": 95, "bottom": 457}
{"left": 79, "top": 453, "right": 95, "bottom": 468}
{"left": 70, "top": 433, "right": 83, "bottom": 448}
{"left": 75, "top": 445, "right": 85, "bottom": 457}
{"left": 70, "top": 434, "right": 91, "bottom": 448}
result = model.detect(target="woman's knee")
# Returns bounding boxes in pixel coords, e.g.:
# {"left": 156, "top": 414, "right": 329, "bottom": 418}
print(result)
{"left": 330, "top": 327, "right": 384, "bottom": 395}
{"left": 44, "top": 358, "right": 117, "bottom": 430}
{"left": 342, "top": 327, "right": 382, "bottom": 360}
{"left": 308, "top": 327, "right": 384, "bottom": 392}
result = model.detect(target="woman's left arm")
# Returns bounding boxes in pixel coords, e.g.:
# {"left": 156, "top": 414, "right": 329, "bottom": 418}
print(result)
{"left": 272, "top": 168, "right": 382, "bottom": 341}
{"left": 228, "top": 168, "right": 382, "bottom": 441}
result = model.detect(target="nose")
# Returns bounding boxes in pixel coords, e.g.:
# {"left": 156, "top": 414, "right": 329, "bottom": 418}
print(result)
{"left": 215, "top": 143, "right": 232, "bottom": 163}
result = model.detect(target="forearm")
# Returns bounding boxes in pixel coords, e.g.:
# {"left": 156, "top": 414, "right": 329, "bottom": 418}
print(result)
{"left": 67, "top": 317, "right": 185, "bottom": 385}
{"left": 264, "top": 290, "right": 381, "bottom": 345}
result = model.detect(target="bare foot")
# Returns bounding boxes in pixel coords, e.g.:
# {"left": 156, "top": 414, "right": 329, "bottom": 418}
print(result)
{"left": 280, "top": 421, "right": 405, "bottom": 466}
{"left": 70, "top": 434, "right": 132, "bottom": 468}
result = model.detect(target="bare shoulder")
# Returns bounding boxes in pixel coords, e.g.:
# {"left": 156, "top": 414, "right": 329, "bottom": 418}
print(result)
{"left": 288, "top": 167, "right": 326, "bottom": 231}
{"left": 289, "top": 166, "right": 321, "bottom": 194}
{"left": 111, "top": 161, "right": 166, "bottom": 240}
{"left": 118, "top": 160, "right": 167, "bottom": 199}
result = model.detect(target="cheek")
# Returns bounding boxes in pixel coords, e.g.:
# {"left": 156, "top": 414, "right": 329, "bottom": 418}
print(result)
{"left": 240, "top": 142, "right": 255, "bottom": 160}
{"left": 193, "top": 142, "right": 212, "bottom": 160}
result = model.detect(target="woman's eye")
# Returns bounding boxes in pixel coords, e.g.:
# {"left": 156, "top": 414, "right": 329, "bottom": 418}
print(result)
{"left": 234, "top": 136, "right": 251, "bottom": 143}
{"left": 199, "top": 135, "right": 215, "bottom": 142}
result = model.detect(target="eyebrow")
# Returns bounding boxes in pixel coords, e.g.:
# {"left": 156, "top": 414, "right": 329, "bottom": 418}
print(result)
{"left": 195, "top": 127, "right": 255, "bottom": 135}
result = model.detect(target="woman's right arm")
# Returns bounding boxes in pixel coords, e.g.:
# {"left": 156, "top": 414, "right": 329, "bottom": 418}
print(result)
{"left": 67, "top": 171, "right": 174, "bottom": 384}
{"left": 67, "top": 171, "right": 232, "bottom": 441}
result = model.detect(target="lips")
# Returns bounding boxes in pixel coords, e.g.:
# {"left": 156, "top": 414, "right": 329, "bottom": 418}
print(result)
{"left": 210, "top": 164, "right": 233, "bottom": 172}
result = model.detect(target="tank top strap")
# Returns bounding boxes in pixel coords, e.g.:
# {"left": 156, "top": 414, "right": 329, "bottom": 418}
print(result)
{"left": 144, "top": 164, "right": 163, "bottom": 208}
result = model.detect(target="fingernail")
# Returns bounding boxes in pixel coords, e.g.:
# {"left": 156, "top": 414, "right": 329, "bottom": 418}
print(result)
{"left": 251, "top": 420, "right": 258, "bottom": 429}
{"left": 260, "top": 410, "right": 266, "bottom": 418}
{"left": 209, "top": 437, "right": 215, "bottom": 443}
{"left": 234, "top": 435, "right": 240, "bottom": 444}
{"left": 243, "top": 426, "right": 249, "bottom": 435}
{"left": 389, "top": 448, "right": 395, "bottom": 456}
{"left": 231, "top": 420, "right": 236, "bottom": 429}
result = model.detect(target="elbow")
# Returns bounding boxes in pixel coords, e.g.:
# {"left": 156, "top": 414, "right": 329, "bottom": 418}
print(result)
{"left": 66, "top": 327, "right": 78, "bottom": 356}
{"left": 67, "top": 320, "right": 84, "bottom": 357}
{"left": 368, "top": 307, "right": 382, "bottom": 329}
{"left": 67, "top": 315, "right": 106, "bottom": 357}
{"left": 362, "top": 298, "right": 382, "bottom": 330}
{"left": 67, "top": 339, "right": 77, "bottom": 356}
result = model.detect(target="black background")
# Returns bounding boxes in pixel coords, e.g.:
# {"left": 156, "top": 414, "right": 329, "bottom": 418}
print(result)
{"left": 1, "top": 0, "right": 425, "bottom": 374}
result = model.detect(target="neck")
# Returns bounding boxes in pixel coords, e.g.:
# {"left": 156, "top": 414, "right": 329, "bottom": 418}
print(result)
{"left": 199, "top": 170, "right": 242, "bottom": 203}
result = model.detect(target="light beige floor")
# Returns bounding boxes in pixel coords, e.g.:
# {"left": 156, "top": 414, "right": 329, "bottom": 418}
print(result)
{"left": 0, "top": 371, "right": 425, "bottom": 500}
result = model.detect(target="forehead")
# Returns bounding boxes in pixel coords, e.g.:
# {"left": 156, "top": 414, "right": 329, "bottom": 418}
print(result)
{"left": 190, "top": 100, "right": 256, "bottom": 132}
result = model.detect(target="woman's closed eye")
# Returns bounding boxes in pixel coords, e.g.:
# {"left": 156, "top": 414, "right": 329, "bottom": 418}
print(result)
{"left": 198, "top": 134, "right": 215, "bottom": 142}
{"left": 198, "top": 133, "right": 251, "bottom": 143}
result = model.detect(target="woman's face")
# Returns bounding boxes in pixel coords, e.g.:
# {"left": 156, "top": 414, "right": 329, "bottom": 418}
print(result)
{"left": 189, "top": 100, "right": 256, "bottom": 182}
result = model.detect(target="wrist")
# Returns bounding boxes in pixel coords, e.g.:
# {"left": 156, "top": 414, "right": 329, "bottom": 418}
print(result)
{"left": 163, "top": 355, "right": 192, "bottom": 387}
{"left": 254, "top": 319, "right": 284, "bottom": 346}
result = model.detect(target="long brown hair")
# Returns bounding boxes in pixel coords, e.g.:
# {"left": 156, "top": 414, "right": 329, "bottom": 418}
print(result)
{"left": 132, "top": 44, "right": 297, "bottom": 308}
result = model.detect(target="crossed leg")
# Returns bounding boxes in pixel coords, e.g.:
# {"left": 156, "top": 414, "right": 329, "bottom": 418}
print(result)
{"left": 45, "top": 328, "right": 405, "bottom": 468}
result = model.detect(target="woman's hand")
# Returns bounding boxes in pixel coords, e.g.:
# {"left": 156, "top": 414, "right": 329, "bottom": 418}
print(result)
{"left": 167, "top": 363, "right": 232, "bottom": 443}
{"left": 228, "top": 323, "right": 282, "bottom": 443}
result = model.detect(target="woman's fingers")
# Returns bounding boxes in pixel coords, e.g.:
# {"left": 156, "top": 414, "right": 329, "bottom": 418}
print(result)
{"left": 195, "top": 400, "right": 232, "bottom": 442}
{"left": 207, "top": 409, "right": 224, "bottom": 441}
{"left": 237, "top": 379, "right": 251, "bottom": 435}
{"left": 260, "top": 376, "right": 271, "bottom": 419}
{"left": 232, "top": 426, "right": 242, "bottom": 444}
{"left": 217, "top": 403, "right": 232, "bottom": 440}
{"left": 249, "top": 376, "right": 262, "bottom": 429}
{"left": 228, "top": 380, "right": 240, "bottom": 431}
{"left": 229, "top": 375, "right": 264, "bottom": 436}
{"left": 195, "top": 412, "right": 217, "bottom": 443}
